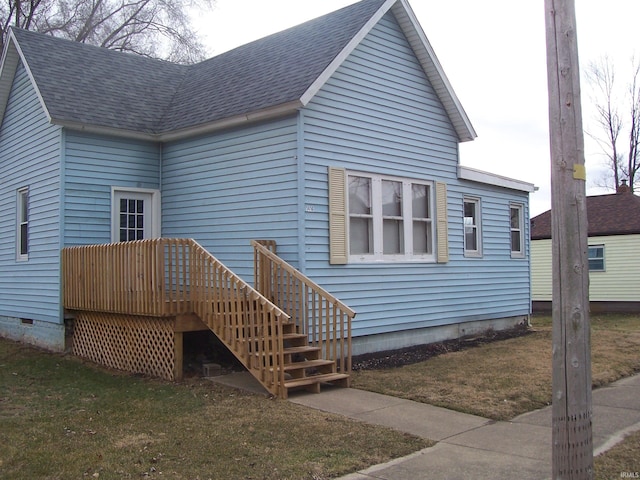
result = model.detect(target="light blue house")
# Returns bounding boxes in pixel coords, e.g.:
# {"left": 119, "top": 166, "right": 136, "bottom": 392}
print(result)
{"left": 0, "top": 0, "right": 534, "bottom": 373}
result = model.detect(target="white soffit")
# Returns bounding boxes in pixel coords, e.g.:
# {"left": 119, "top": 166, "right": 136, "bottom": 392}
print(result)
{"left": 458, "top": 165, "right": 536, "bottom": 192}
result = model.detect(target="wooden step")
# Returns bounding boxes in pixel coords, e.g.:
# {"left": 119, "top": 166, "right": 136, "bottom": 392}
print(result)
{"left": 283, "top": 333, "right": 308, "bottom": 342}
{"left": 283, "top": 345, "right": 321, "bottom": 355}
{"left": 239, "top": 333, "right": 307, "bottom": 344}
{"left": 269, "top": 359, "right": 335, "bottom": 375}
{"left": 282, "top": 333, "right": 309, "bottom": 346}
{"left": 282, "top": 322, "right": 298, "bottom": 334}
{"left": 284, "top": 372, "right": 350, "bottom": 390}
{"left": 283, "top": 359, "right": 335, "bottom": 372}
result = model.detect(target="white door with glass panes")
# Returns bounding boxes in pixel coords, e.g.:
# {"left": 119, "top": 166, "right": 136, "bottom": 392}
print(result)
{"left": 111, "top": 189, "right": 160, "bottom": 242}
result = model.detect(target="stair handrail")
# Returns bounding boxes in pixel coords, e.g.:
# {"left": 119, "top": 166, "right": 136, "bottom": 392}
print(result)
{"left": 252, "top": 240, "right": 355, "bottom": 376}
{"left": 187, "top": 239, "right": 289, "bottom": 397}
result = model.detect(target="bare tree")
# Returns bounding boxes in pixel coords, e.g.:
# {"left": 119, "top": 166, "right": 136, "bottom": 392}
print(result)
{"left": 586, "top": 56, "right": 640, "bottom": 193}
{"left": 0, "top": 0, "right": 215, "bottom": 64}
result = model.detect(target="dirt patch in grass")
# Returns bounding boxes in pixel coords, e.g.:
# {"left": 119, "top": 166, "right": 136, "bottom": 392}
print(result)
{"left": 353, "top": 314, "right": 640, "bottom": 421}
{"left": 0, "top": 338, "right": 430, "bottom": 480}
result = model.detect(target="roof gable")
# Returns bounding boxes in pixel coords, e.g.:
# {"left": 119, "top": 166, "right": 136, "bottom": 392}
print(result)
{"left": 0, "top": 0, "right": 475, "bottom": 142}
{"left": 531, "top": 192, "right": 640, "bottom": 239}
{"left": 162, "top": 0, "right": 387, "bottom": 136}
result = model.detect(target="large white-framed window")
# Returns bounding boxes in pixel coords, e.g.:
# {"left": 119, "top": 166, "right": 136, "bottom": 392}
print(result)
{"left": 347, "top": 172, "right": 434, "bottom": 262}
{"left": 111, "top": 187, "right": 161, "bottom": 242}
{"left": 588, "top": 245, "right": 605, "bottom": 271}
{"left": 510, "top": 203, "right": 525, "bottom": 258}
{"left": 16, "top": 187, "right": 29, "bottom": 261}
{"left": 463, "top": 197, "right": 482, "bottom": 257}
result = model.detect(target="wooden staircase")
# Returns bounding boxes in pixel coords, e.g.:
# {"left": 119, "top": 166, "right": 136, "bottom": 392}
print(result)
{"left": 200, "top": 303, "right": 351, "bottom": 398}
{"left": 62, "top": 238, "right": 354, "bottom": 399}
{"left": 280, "top": 322, "right": 350, "bottom": 395}
{"left": 252, "top": 240, "right": 354, "bottom": 397}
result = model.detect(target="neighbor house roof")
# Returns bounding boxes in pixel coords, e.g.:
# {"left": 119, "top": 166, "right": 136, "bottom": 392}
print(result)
{"left": 0, "top": 0, "right": 476, "bottom": 142}
{"left": 530, "top": 192, "right": 640, "bottom": 240}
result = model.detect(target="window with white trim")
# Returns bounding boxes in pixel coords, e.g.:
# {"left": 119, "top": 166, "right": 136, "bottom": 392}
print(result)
{"left": 347, "top": 172, "right": 434, "bottom": 262}
{"left": 510, "top": 203, "right": 525, "bottom": 257}
{"left": 588, "top": 245, "right": 605, "bottom": 271}
{"left": 16, "top": 187, "right": 29, "bottom": 261}
{"left": 463, "top": 197, "right": 481, "bottom": 256}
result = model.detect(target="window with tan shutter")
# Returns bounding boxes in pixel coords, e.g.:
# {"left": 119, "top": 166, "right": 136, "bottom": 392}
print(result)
{"left": 329, "top": 167, "right": 446, "bottom": 263}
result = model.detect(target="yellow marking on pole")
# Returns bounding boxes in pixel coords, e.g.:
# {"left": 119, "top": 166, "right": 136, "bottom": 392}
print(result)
{"left": 573, "top": 164, "right": 586, "bottom": 181}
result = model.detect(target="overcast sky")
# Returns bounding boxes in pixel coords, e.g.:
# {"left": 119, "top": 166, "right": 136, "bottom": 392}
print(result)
{"left": 191, "top": 0, "right": 640, "bottom": 216}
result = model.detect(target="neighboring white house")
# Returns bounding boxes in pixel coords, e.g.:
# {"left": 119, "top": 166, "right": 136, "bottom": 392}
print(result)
{"left": 530, "top": 187, "right": 640, "bottom": 313}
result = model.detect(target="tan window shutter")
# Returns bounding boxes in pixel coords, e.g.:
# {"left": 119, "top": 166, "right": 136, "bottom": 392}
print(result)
{"left": 436, "top": 182, "right": 449, "bottom": 263}
{"left": 328, "top": 166, "right": 348, "bottom": 265}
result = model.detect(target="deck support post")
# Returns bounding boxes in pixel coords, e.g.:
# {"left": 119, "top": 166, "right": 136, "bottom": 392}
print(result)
{"left": 174, "top": 331, "right": 183, "bottom": 381}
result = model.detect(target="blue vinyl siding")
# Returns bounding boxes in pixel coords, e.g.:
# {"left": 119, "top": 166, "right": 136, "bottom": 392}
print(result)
{"left": 301, "top": 13, "right": 530, "bottom": 338}
{"left": 161, "top": 118, "right": 298, "bottom": 278}
{"left": 446, "top": 181, "right": 531, "bottom": 319}
{"left": 0, "top": 63, "right": 62, "bottom": 324}
{"left": 63, "top": 131, "right": 160, "bottom": 246}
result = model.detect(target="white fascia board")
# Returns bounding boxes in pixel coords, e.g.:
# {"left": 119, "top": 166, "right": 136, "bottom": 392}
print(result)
{"left": 54, "top": 119, "right": 159, "bottom": 141}
{"left": 458, "top": 165, "right": 536, "bottom": 193}
{"left": 393, "top": 0, "right": 477, "bottom": 142}
{"left": 6, "top": 30, "right": 54, "bottom": 125}
{"left": 157, "top": 100, "right": 303, "bottom": 142}
{"left": 55, "top": 100, "right": 303, "bottom": 142}
{"left": 300, "top": 0, "right": 397, "bottom": 106}
{"left": 298, "top": 0, "right": 477, "bottom": 143}
{"left": 0, "top": 40, "right": 20, "bottom": 125}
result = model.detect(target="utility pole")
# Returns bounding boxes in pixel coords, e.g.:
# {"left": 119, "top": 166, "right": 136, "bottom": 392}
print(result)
{"left": 544, "top": 0, "right": 593, "bottom": 478}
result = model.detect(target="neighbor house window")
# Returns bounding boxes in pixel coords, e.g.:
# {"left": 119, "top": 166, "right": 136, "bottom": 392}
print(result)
{"left": 463, "top": 197, "right": 481, "bottom": 256}
{"left": 347, "top": 172, "right": 434, "bottom": 262}
{"left": 16, "top": 187, "right": 29, "bottom": 261}
{"left": 510, "top": 203, "right": 525, "bottom": 257}
{"left": 588, "top": 245, "right": 605, "bottom": 271}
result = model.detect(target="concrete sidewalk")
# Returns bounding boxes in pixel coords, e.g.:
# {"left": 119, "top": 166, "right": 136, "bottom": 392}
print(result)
{"left": 287, "top": 374, "right": 640, "bottom": 480}
{"left": 210, "top": 372, "right": 640, "bottom": 479}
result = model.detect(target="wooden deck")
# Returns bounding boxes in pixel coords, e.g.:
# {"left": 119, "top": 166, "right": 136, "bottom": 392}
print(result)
{"left": 62, "top": 238, "right": 354, "bottom": 398}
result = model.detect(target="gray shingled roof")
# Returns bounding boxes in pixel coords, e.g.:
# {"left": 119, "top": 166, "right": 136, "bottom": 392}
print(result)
{"left": 11, "top": 28, "right": 187, "bottom": 134}
{"left": 165, "top": 0, "right": 387, "bottom": 133}
{"left": 10, "top": 0, "right": 387, "bottom": 136}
